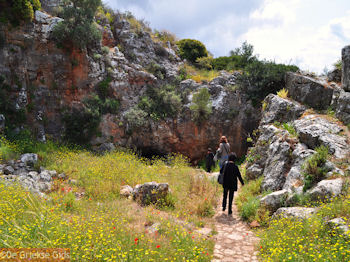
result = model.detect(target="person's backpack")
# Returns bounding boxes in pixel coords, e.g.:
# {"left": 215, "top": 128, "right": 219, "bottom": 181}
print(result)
{"left": 217, "top": 161, "right": 228, "bottom": 185}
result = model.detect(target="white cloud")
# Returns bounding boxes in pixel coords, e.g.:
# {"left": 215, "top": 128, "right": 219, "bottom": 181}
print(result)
{"left": 242, "top": 1, "right": 350, "bottom": 72}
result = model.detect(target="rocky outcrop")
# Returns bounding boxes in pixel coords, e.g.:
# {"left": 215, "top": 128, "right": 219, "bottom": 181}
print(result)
{"left": 294, "top": 115, "right": 349, "bottom": 159}
{"left": 336, "top": 91, "right": 350, "bottom": 125}
{"left": 328, "top": 68, "right": 341, "bottom": 83}
{"left": 261, "top": 136, "right": 292, "bottom": 191}
{"left": 342, "top": 45, "right": 350, "bottom": 92}
{"left": 286, "top": 72, "right": 334, "bottom": 110}
{"left": 261, "top": 94, "right": 306, "bottom": 125}
{"left": 0, "top": 10, "right": 260, "bottom": 162}
{"left": 283, "top": 143, "right": 314, "bottom": 191}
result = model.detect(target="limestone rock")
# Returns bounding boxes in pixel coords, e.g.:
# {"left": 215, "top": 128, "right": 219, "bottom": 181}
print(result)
{"left": 261, "top": 138, "right": 291, "bottom": 191}
{"left": 120, "top": 185, "right": 133, "bottom": 198}
{"left": 260, "top": 190, "right": 289, "bottom": 212}
{"left": 328, "top": 68, "right": 342, "bottom": 83}
{"left": 58, "top": 173, "right": 66, "bottom": 179}
{"left": 133, "top": 182, "right": 169, "bottom": 206}
{"left": 308, "top": 178, "right": 343, "bottom": 201}
{"left": 286, "top": 72, "right": 334, "bottom": 110}
{"left": 3, "top": 166, "right": 15, "bottom": 175}
{"left": 39, "top": 170, "right": 52, "bottom": 182}
{"left": 273, "top": 207, "right": 317, "bottom": 220}
{"left": 335, "top": 91, "right": 350, "bottom": 125}
{"left": 342, "top": 45, "right": 350, "bottom": 92}
{"left": 283, "top": 143, "right": 315, "bottom": 191}
{"left": 261, "top": 94, "right": 306, "bottom": 125}
{"left": 20, "top": 153, "right": 38, "bottom": 166}
{"left": 246, "top": 164, "right": 263, "bottom": 180}
{"left": 294, "top": 115, "right": 349, "bottom": 159}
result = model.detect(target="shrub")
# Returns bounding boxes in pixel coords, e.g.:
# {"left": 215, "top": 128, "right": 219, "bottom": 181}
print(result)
{"left": 124, "top": 106, "right": 148, "bottom": 131}
{"left": 146, "top": 62, "right": 166, "bottom": 80}
{"left": 277, "top": 88, "right": 289, "bottom": 99}
{"left": 333, "top": 59, "right": 342, "bottom": 70}
{"left": 52, "top": 0, "right": 102, "bottom": 49}
{"left": 303, "top": 145, "right": 329, "bottom": 192}
{"left": 196, "top": 199, "right": 215, "bottom": 217}
{"left": 195, "top": 56, "right": 214, "bottom": 70}
{"left": 63, "top": 105, "right": 101, "bottom": 145}
{"left": 101, "top": 46, "right": 109, "bottom": 54}
{"left": 237, "top": 60, "right": 299, "bottom": 104}
{"left": 176, "top": 39, "right": 208, "bottom": 64}
{"left": 190, "top": 88, "right": 212, "bottom": 124}
{"left": 138, "top": 85, "right": 182, "bottom": 120}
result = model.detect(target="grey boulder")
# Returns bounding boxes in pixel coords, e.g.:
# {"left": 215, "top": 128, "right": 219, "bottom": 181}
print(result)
{"left": 261, "top": 94, "right": 306, "bottom": 125}
{"left": 342, "top": 45, "right": 350, "bottom": 92}
{"left": 336, "top": 91, "right": 350, "bottom": 125}
{"left": 294, "top": 115, "right": 349, "bottom": 159}
{"left": 20, "top": 153, "right": 38, "bottom": 166}
{"left": 133, "top": 182, "right": 169, "bottom": 206}
{"left": 308, "top": 178, "right": 343, "bottom": 201}
{"left": 286, "top": 72, "right": 334, "bottom": 110}
{"left": 260, "top": 190, "right": 289, "bottom": 212}
{"left": 273, "top": 207, "right": 317, "bottom": 220}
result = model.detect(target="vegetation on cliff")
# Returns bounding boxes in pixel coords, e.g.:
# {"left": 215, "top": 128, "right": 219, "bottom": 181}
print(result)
{"left": 52, "top": 0, "right": 102, "bottom": 49}
{"left": 0, "top": 0, "right": 41, "bottom": 25}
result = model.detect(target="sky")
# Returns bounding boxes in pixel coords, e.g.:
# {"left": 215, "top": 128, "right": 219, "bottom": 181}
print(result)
{"left": 103, "top": 0, "right": 350, "bottom": 73}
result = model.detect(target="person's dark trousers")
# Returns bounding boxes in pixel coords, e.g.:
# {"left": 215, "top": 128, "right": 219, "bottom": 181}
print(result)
{"left": 206, "top": 165, "right": 211, "bottom": 173}
{"left": 222, "top": 187, "right": 234, "bottom": 214}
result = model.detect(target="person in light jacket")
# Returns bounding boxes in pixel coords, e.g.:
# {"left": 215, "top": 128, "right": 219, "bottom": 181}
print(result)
{"left": 217, "top": 136, "right": 230, "bottom": 168}
{"left": 220, "top": 152, "right": 244, "bottom": 215}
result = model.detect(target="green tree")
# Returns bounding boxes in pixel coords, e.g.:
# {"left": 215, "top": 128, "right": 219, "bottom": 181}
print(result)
{"left": 52, "top": 0, "right": 102, "bottom": 49}
{"left": 177, "top": 39, "right": 208, "bottom": 64}
{"left": 190, "top": 88, "right": 212, "bottom": 124}
{"left": 0, "top": 0, "right": 41, "bottom": 25}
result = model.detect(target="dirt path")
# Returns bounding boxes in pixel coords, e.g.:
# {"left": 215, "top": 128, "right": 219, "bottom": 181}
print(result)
{"left": 212, "top": 198, "right": 260, "bottom": 262}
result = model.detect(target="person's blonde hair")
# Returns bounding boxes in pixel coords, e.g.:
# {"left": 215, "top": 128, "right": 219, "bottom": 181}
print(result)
{"left": 220, "top": 136, "right": 228, "bottom": 143}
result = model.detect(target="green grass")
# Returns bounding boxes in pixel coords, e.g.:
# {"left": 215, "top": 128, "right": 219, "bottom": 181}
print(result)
{"left": 0, "top": 137, "right": 220, "bottom": 261}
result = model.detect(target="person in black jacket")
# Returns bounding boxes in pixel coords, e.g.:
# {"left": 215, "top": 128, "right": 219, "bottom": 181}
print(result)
{"left": 220, "top": 152, "right": 244, "bottom": 215}
{"left": 205, "top": 148, "right": 215, "bottom": 172}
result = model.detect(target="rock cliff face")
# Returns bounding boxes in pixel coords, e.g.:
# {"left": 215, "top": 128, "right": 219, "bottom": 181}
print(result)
{"left": 0, "top": 10, "right": 260, "bottom": 161}
{"left": 245, "top": 51, "right": 350, "bottom": 216}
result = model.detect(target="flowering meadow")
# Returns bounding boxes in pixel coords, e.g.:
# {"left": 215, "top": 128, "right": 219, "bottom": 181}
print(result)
{"left": 0, "top": 141, "right": 220, "bottom": 261}
{"left": 258, "top": 194, "right": 350, "bottom": 261}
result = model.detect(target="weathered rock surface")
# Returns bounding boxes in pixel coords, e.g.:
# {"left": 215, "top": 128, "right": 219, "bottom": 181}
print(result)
{"left": 283, "top": 143, "right": 315, "bottom": 191}
{"left": 286, "top": 72, "right": 334, "bottom": 110}
{"left": 20, "top": 153, "right": 38, "bottom": 166}
{"left": 342, "top": 45, "right": 350, "bottom": 92}
{"left": 328, "top": 68, "right": 342, "bottom": 83}
{"left": 294, "top": 115, "right": 349, "bottom": 159}
{"left": 260, "top": 190, "right": 289, "bottom": 212}
{"left": 133, "top": 182, "right": 169, "bottom": 206}
{"left": 246, "top": 164, "right": 263, "bottom": 180}
{"left": 261, "top": 94, "right": 306, "bottom": 125}
{"left": 308, "top": 178, "right": 343, "bottom": 201}
{"left": 261, "top": 137, "right": 291, "bottom": 191}
{"left": 336, "top": 91, "right": 350, "bottom": 125}
{"left": 273, "top": 207, "right": 317, "bottom": 219}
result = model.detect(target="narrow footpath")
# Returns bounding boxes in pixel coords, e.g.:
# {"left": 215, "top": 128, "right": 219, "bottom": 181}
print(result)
{"left": 212, "top": 199, "right": 260, "bottom": 262}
